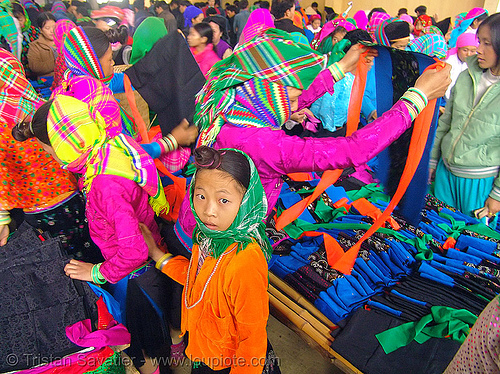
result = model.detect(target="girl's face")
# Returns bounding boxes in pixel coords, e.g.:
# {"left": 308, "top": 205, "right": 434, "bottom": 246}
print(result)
{"left": 311, "top": 19, "right": 321, "bottom": 30}
{"left": 331, "top": 31, "right": 346, "bottom": 45}
{"left": 41, "top": 19, "right": 55, "bottom": 41}
{"left": 391, "top": 38, "right": 409, "bottom": 51}
{"left": 14, "top": 13, "right": 26, "bottom": 28}
{"left": 99, "top": 45, "right": 114, "bottom": 78}
{"left": 209, "top": 22, "right": 222, "bottom": 44}
{"left": 192, "top": 13, "right": 204, "bottom": 26}
{"left": 287, "top": 86, "right": 303, "bottom": 112}
{"left": 188, "top": 28, "right": 207, "bottom": 48}
{"left": 477, "top": 26, "right": 500, "bottom": 74}
{"left": 457, "top": 45, "right": 477, "bottom": 62}
{"left": 193, "top": 169, "right": 245, "bottom": 231}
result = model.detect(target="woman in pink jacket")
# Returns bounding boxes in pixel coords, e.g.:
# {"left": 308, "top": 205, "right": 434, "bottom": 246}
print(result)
{"left": 14, "top": 95, "right": 171, "bottom": 374}
{"left": 173, "top": 28, "right": 451, "bottom": 250}
{"left": 188, "top": 22, "right": 221, "bottom": 77}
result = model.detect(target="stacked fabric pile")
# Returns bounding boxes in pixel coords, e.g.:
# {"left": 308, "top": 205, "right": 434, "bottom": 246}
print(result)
{"left": 267, "top": 176, "right": 500, "bottom": 374}
{"left": 0, "top": 223, "right": 98, "bottom": 372}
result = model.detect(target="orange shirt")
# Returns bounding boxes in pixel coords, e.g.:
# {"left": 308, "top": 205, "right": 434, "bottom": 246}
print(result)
{"left": 163, "top": 242, "right": 269, "bottom": 373}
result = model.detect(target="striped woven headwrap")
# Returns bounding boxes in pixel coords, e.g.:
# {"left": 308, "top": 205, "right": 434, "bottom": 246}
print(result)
{"left": 374, "top": 18, "right": 409, "bottom": 46}
{"left": 196, "top": 28, "right": 324, "bottom": 147}
{"left": 47, "top": 95, "right": 169, "bottom": 214}
{"left": 64, "top": 27, "right": 113, "bottom": 83}
{"left": 408, "top": 33, "right": 448, "bottom": 60}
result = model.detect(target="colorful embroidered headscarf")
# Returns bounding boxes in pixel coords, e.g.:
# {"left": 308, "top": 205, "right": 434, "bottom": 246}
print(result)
{"left": 408, "top": 33, "right": 448, "bottom": 60}
{"left": 63, "top": 26, "right": 113, "bottom": 83}
{"left": 54, "top": 19, "right": 76, "bottom": 54}
{"left": 90, "top": 5, "right": 125, "bottom": 22}
{"left": 422, "top": 25, "right": 443, "bottom": 37}
{"left": 0, "top": 49, "right": 76, "bottom": 212}
{"left": 184, "top": 5, "right": 203, "bottom": 28}
{"left": 130, "top": 17, "right": 167, "bottom": 65}
{"left": 311, "top": 17, "right": 354, "bottom": 49}
{"left": 47, "top": 95, "right": 168, "bottom": 214}
{"left": 375, "top": 18, "right": 410, "bottom": 46}
{"left": 353, "top": 10, "right": 368, "bottom": 30}
{"left": 239, "top": 8, "right": 274, "bottom": 44}
{"left": 399, "top": 14, "right": 413, "bottom": 26}
{"left": 59, "top": 27, "right": 136, "bottom": 138}
{"left": 368, "top": 11, "right": 390, "bottom": 36}
{"left": 413, "top": 15, "right": 432, "bottom": 37}
{"left": 195, "top": 28, "right": 325, "bottom": 146}
{"left": 0, "top": 49, "right": 41, "bottom": 124}
{"left": 449, "top": 8, "right": 488, "bottom": 48}
{"left": 0, "top": 0, "right": 20, "bottom": 57}
{"left": 190, "top": 148, "right": 271, "bottom": 260}
{"left": 52, "top": 19, "right": 76, "bottom": 89}
{"left": 51, "top": 1, "right": 66, "bottom": 14}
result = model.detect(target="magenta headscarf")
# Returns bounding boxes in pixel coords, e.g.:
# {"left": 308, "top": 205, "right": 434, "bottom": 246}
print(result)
{"left": 353, "top": 10, "right": 368, "bottom": 30}
{"left": 399, "top": 14, "right": 413, "bottom": 26}
{"left": 53, "top": 19, "right": 76, "bottom": 54}
{"left": 239, "top": 9, "right": 274, "bottom": 44}
{"left": 447, "top": 32, "right": 479, "bottom": 58}
{"left": 313, "top": 17, "right": 355, "bottom": 47}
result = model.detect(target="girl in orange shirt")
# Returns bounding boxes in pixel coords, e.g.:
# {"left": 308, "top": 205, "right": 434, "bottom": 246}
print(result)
{"left": 142, "top": 146, "right": 280, "bottom": 373}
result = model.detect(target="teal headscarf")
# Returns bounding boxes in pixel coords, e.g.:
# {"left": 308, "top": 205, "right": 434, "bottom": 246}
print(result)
{"left": 190, "top": 148, "right": 272, "bottom": 261}
{"left": 129, "top": 17, "right": 168, "bottom": 65}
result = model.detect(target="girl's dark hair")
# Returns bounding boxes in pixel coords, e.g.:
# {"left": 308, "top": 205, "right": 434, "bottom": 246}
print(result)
{"left": 194, "top": 146, "right": 250, "bottom": 191}
{"left": 36, "top": 12, "right": 56, "bottom": 29}
{"left": 12, "top": 3, "right": 25, "bottom": 18}
{"left": 82, "top": 26, "right": 111, "bottom": 58}
{"left": 193, "top": 22, "right": 214, "bottom": 45}
{"left": 105, "top": 24, "right": 129, "bottom": 45}
{"left": 478, "top": 13, "right": 500, "bottom": 65}
{"left": 343, "top": 29, "right": 372, "bottom": 53}
{"left": 12, "top": 100, "right": 54, "bottom": 145}
{"left": 475, "top": 12, "right": 490, "bottom": 25}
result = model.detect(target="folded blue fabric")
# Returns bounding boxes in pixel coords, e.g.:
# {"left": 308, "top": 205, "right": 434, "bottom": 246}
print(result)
{"left": 456, "top": 235, "right": 497, "bottom": 254}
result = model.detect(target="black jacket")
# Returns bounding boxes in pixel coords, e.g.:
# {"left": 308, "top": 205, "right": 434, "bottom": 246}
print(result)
{"left": 125, "top": 31, "right": 205, "bottom": 134}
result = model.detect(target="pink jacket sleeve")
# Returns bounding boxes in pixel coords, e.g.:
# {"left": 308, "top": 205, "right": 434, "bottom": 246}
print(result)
{"left": 218, "top": 100, "right": 413, "bottom": 176}
{"left": 298, "top": 69, "right": 336, "bottom": 110}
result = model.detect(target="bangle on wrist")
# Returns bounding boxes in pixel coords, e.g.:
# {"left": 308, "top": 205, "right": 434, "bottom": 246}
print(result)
{"left": 91, "top": 263, "right": 107, "bottom": 284}
{"left": 328, "top": 62, "right": 345, "bottom": 82}
{"left": 155, "top": 253, "right": 173, "bottom": 270}
{"left": 0, "top": 211, "right": 11, "bottom": 225}
{"left": 161, "top": 133, "right": 179, "bottom": 153}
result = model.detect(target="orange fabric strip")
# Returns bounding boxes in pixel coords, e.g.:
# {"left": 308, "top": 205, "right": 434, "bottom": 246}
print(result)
{"left": 275, "top": 52, "right": 369, "bottom": 232}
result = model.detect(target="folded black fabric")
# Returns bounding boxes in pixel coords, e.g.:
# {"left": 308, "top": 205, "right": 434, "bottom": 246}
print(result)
{"left": 330, "top": 307, "right": 460, "bottom": 374}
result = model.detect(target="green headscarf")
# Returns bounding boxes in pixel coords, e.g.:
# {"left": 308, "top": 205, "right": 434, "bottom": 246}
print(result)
{"left": 129, "top": 17, "right": 167, "bottom": 65}
{"left": 190, "top": 148, "right": 272, "bottom": 261}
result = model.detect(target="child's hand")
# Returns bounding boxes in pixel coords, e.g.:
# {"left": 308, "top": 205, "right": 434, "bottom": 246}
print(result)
{"left": 139, "top": 223, "right": 165, "bottom": 262}
{"left": 64, "top": 259, "right": 93, "bottom": 282}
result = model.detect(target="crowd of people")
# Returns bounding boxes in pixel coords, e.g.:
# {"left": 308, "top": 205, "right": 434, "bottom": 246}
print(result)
{"left": 1, "top": 0, "right": 500, "bottom": 373}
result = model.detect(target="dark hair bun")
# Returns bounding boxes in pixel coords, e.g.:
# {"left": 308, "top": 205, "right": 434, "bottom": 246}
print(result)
{"left": 194, "top": 145, "right": 221, "bottom": 169}
{"left": 105, "top": 24, "right": 128, "bottom": 45}
{"left": 11, "top": 121, "right": 34, "bottom": 142}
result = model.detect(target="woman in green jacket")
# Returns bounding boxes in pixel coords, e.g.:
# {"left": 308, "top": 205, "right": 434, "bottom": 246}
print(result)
{"left": 430, "top": 13, "right": 500, "bottom": 226}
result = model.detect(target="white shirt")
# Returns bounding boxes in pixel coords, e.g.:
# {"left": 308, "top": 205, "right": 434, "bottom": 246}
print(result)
{"left": 445, "top": 54, "right": 468, "bottom": 100}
